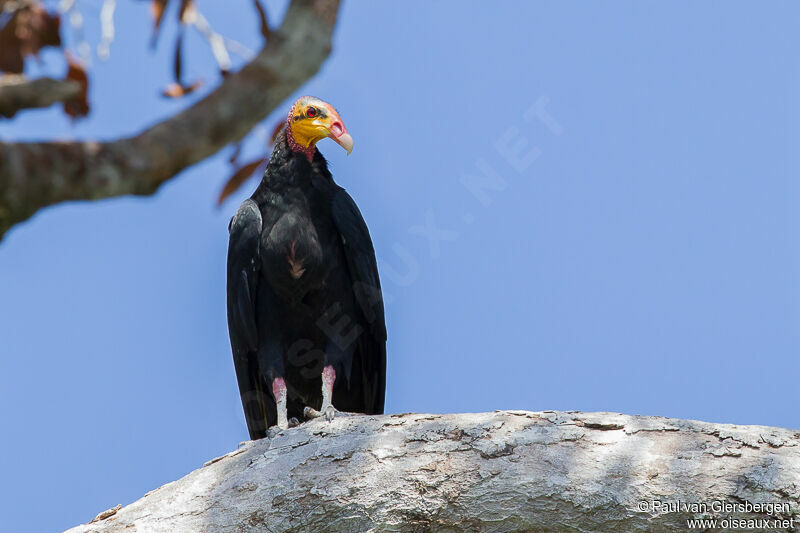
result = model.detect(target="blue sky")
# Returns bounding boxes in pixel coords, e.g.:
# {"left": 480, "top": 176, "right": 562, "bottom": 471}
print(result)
{"left": 1, "top": 1, "right": 799, "bottom": 531}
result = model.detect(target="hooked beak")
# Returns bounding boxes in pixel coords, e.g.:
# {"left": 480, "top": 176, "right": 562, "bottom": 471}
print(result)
{"left": 309, "top": 114, "right": 353, "bottom": 155}
{"left": 331, "top": 131, "right": 354, "bottom": 155}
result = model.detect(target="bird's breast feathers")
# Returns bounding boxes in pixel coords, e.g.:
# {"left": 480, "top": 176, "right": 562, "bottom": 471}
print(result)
{"left": 286, "top": 241, "right": 306, "bottom": 279}
{"left": 263, "top": 214, "right": 325, "bottom": 285}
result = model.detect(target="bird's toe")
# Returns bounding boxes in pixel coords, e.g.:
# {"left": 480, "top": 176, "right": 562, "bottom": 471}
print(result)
{"left": 304, "top": 405, "right": 338, "bottom": 421}
{"left": 267, "top": 420, "right": 290, "bottom": 438}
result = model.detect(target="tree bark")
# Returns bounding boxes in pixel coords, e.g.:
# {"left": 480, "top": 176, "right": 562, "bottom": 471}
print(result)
{"left": 0, "top": 75, "right": 81, "bottom": 118}
{"left": 65, "top": 411, "right": 800, "bottom": 533}
{"left": 0, "top": 0, "right": 340, "bottom": 241}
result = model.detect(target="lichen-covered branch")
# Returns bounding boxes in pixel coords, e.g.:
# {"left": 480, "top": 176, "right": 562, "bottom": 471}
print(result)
{"left": 0, "top": 0, "right": 341, "bottom": 240}
{"left": 0, "top": 75, "right": 81, "bottom": 118}
{"left": 65, "top": 411, "right": 800, "bottom": 533}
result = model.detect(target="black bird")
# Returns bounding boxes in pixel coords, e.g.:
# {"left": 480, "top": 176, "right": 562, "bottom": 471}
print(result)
{"left": 226, "top": 96, "right": 386, "bottom": 439}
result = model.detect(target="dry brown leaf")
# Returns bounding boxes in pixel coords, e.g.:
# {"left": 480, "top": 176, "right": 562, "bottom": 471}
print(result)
{"left": 63, "top": 54, "right": 89, "bottom": 118}
{"left": 252, "top": 0, "right": 270, "bottom": 40}
{"left": 150, "top": 0, "right": 169, "bottom": 46}
{"left": 0, "top": 1, "right": 61, "bottom": 73}
{"left": 178, "top": 0, "right": 194, "bottom": 24}
{"left": 173, "top": 30, "right": 183, "bottom": 83}
{"left": 217, "top": 159, "right": 263, "bottom": 206}
{"left": 161, "top": 80, "right": 202, "bottom": 98}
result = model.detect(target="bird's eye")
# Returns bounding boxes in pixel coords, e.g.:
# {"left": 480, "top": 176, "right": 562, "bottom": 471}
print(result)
{"left": 306, "top": 107, "right": 317, "bottom": 118}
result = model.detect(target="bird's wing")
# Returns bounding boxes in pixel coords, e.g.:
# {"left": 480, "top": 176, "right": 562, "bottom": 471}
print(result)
{"left": 226, "top": 199, "right": 271, "bottom": 438}
{"left": 330, "top": 188, "right": 387, "bottom": 414}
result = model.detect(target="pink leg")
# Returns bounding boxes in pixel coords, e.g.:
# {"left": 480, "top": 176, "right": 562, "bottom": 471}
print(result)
{"left": 272, "top": 377, "right": 289, "bottom": 429}
{"left": 304, "top": 365, "right": 337, "bottom": 421}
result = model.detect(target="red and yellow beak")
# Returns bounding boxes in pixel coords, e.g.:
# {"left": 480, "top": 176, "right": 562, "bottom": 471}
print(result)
{"left": 326, "top": 118, "right": 354, "bottom": 154}
{"left": 289, "top": 96, "right": 353, "bottom": 155}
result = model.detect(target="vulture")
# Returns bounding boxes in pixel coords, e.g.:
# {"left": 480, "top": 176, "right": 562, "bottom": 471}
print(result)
{"left": 226, "top": 96, "right": 386, "bottom": 439}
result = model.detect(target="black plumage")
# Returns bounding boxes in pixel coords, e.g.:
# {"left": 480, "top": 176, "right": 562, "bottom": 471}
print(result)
{"left": 226, "top": 126, "right": 386, "bottom": 440}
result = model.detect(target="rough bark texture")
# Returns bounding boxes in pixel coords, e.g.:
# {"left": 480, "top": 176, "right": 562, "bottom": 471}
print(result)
{"left": 0, "top": 0, "right": 340, "bottom": 241}
{"left": 65, "top": 411, "right": 800, "bottom": 533}
{"left": 0, "top": 75, "right": 81, "bottom": 118}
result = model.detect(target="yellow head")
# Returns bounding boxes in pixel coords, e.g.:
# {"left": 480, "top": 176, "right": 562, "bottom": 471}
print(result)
{"left": 286, "top": 96, "right": 353, "bottom": 160}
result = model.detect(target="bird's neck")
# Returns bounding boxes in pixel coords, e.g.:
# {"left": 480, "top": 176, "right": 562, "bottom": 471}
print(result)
{"left": 286, "top": 121, "right": 316, "bottom": 162}
{"left": 252, "top": 131, "right": 315, "bottom": 202}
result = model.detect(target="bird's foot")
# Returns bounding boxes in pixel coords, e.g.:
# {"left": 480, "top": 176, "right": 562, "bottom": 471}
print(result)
{"left": 267, "top": 417, "right": 301, "bottom": 438}
{"left": 304, "top": 404, "right": 337, "bottom": 422}
{"left": 267, "top": 422, "right": 288, "bottom": 439}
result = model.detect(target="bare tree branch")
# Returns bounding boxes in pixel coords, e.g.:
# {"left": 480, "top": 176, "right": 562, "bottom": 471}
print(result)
{"left": 0, "top": 75, "right": 81, "bottom": 118}
{"left": 0, "top": 0, "right": 341, "bottom": 240}
{"left": 64, "top": 411, "right": 800, "bottom": 533}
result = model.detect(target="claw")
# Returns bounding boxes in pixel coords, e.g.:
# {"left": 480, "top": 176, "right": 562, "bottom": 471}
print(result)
{"left": 304, "top": 405, "right": 337, "bottom": 421}
{"left": 267, "top": 424, "right": 285, "bottom": 439}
